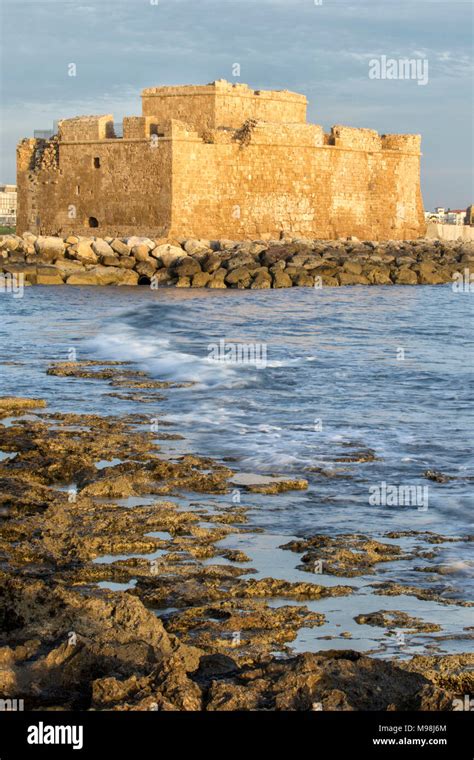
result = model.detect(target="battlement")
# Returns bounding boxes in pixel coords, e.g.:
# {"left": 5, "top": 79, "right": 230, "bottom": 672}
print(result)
{"left": 58, "top": 115, "right": 116, "bottom": 142}
{"left": 141, "top": 79, "right": 307, "bottom": 132}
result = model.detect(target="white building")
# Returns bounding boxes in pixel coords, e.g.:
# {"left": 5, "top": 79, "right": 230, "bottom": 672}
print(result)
{"left": 0, "top": 184, "right": 17, "bottom": 227}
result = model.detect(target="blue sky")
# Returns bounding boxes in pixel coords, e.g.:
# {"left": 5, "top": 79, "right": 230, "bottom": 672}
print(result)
{"left": 1, "top": 0, "right": 472, "bottom": 209}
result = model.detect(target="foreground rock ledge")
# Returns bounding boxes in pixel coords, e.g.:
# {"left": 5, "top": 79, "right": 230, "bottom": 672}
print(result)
{"left": 1, "top": 233, "right": 472, "bottom": 288}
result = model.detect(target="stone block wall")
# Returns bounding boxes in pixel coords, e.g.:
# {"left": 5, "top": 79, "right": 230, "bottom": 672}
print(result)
{"left": 17, "top": 81, "right": 425, "bottom": 240}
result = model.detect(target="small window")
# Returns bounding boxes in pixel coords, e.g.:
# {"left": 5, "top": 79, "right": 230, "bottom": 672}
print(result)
{"left": 76, "top": 185, "right": 80, "bottom": 195}
{"left": 93, "top": 157, "right": 100, "bottom": 168}
{"left": 88, "top": 216, "right": 99, "bottom": 228}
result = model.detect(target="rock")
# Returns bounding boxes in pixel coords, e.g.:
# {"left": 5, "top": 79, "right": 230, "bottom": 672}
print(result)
{"left": 151, "top": 269, "right": 177, "bottom": 286}
{"left": 126, "top": 236, "right": 155, "bottom": 250}
{"left": 293, "top": 271, "right": 314, "bottom": 287}
{"left": 191, "top": 272, "right": 211, "bottom": 288}
{"left": 338, "top": 272, "right": 370, "bottom": 286}
{"left": 225, "top": 266, "right": 252, "bottom": 287}
{"left": 272, "top": 270, "right": 292, "bottom": 288}
{"left": 66, "top": 266, "right": 138, "bottom": 286}
{"left": 342, "top": 260, "right": 363, "bottom": 275}
{"left": 91, "top": 239, "right": 114, "bottom": 258}
{"left": 132, "top": 244, "right": 151, "bottom": 261}
{"left": 207, "top": 276, "right": 227, "bottom": 288}
{"left": 66, "top": 240, "right": 98, "bottom": 264}
{"left": 135, "top": 260, "right": 158, "bottom": 279}
{"left": 225, "top": 252, "right": 258, "bottom": 271}
{"left": 118, "top": 256, "right": 136, "bottom": 270}
{"left": 34, "top": 236, "right": 66, "bottom": 260}
{"left": 100, "top": 255, "right": 122, "bottom": 267}
{"left": 364, "top": 265, "right": 392, "bottom": 285}
{"left": 176, "top": 276, "right": 191, "bottom": 288}
{"left": 36, "top": 271, "right": 65, "bottom": 285}
{"left": 175, "top": 257, "right": 201, "bottom": 277}
{"left": 110, "top": 239, "right": 131, "bottom": 256}
{"left": 52, "top": 260, "right": 85, "bottom": 277}
{"left": 202, "top": 252, "right": 225, "bottom": 273}
{"left": 152, "top": 244, "right": 185, "bottom": 267}
{"left": 250, "top": 273, "right": 271, "bottom": 289}
{"left": 184, "top": 239, "right": 211, "bottom": 256}
{"left": 260, "top": 245, "right": 296, "bottom": 267}
{"left": 394, "top": 267, "right": 418, "bottom": 285}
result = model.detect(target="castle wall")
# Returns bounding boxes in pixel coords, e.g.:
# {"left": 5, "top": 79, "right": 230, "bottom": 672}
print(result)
{"left": 169, "top": 123, "right": 424, "bottom": 240}
{"left": 17, "top": 130, "right": 173, "bottom": 237}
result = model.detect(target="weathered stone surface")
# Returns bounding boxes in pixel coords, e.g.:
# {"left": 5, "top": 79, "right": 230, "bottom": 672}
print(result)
{"left": 192, "top": 272, "right": 211, "bottom": 287}
{"left": 66, "top": 266, "right": 138, "bottom": 286}
{"left": 91, "top": 239, "right": 114, "bottom": 257}
{"left": 34, "top": 236, "right": 66, "bottom": 260}
{"left": 175, "top": 257, "right": 201, "bottom": 277}
{"left": 110, "top": 239, "right": 131, "bottom": 256}
{"left": 67, "top": 240, "right": 98, "bottom": 264}
{"left": 152, "top": 244, "right": 185, "bottom": 266}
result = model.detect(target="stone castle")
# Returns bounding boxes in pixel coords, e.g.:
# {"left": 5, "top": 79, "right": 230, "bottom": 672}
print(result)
{"left": 17, "top": 80, "right": 425, "bottom": 240}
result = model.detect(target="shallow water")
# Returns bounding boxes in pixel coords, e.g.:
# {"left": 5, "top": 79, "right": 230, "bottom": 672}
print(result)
{"left": 1, "top": 284, "right": 473, "bottom": 655}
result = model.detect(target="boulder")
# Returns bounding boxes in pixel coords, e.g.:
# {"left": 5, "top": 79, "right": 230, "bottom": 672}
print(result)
{"left": 34, "top": 236, "right": 66, "bottom": 260}
{"left": 126, "top": 236, "right": 155, "bottom": 250}
{"left": 293, "top": 271, "right": 314, "bottom": 287}
{"left": 225, "top": 266, "right": 252, "bottom": 287}
{"left": 272, "top": 270, "right": 293, "bottom": 288}
{"left": 176, "top": 276, "right": 191, "bottom": 288}
{"left": 118, "top": 256, "right": 136, "bottom": 270}
{"left": 175, "top": 257, "right": 201, "bottom": 277}
{"left": 364, "top": 265, "right": 392, "bottom": 285}
{"left": 36, "top": 271, "right": 65, "bottom": 285}
{"left": 66, "top": 266, "right": 138, "bottom": 286}
{"left": 135, "top": 260, "right": 158, "bottom": 279}
{"left": 202, "top": 252, "right": 224, "bottom": 274}
{"left": 394, "top": 267, "right": 418, "bottom": 285}
{"left": 91, "top": 239, "right": 114, "bottom": 258}
{"left": 225, "top": 252, "right": 259, "bottom": 271}
{"left": 110, "top": 239, "right": 131, "bottom": 257}
{"left": 342, "top": 260, "right": 363, "bottom": 275}
{"left": 191, "top": 272, "right": 211, "bottom": 288}
{"left": 250, "top": 273, "right": 271, "bottom": 289}
{"left": 183, "top": 239, "right": 211, "bottom": 256}
{"left": 66, "top": 240, "right": 98, "bottom": 264}
{"left": 131, "top": 244, "right": 151, "bottom": 261}
{"left": 338, "top": 272, "right": 370, "bottom": 286}
{"left": 152, "top": 244, "right": 185, "bottom": 267}
{"left": 100, "top": 255, "right": 121, "bottom": 267}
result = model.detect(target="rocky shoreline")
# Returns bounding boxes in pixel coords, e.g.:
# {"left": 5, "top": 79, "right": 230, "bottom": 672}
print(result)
{"left": 1, "top": 233, "right": 473, "bottom": 288}
{"left": 0, "top": 360, "right": 473, "bottom": 711}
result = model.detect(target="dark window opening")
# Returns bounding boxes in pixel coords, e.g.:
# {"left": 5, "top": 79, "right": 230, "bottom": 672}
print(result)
{"left": 88, "top": 216, "right": 99, "bottom": 228}
{"left": 93, "top": 157, "right": 101, "bottom": 168}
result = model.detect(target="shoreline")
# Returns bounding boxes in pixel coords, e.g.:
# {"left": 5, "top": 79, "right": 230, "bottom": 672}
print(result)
{"left": 0, "top": 357, "right": 473, "bottom": 711}
{"left": 1, "top": 233, "right": 473, "bottom": 289}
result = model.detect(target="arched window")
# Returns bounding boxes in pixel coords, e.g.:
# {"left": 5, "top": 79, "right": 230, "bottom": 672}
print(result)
{"left": 88, "top": 216, "right": 99, "bottom": 228}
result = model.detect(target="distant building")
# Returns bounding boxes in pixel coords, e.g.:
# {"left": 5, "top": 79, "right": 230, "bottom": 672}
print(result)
{"left": 425, "top": 206, "right": 470, "bottom": 225}
{"left": 445, "top": 209, "right": 466, "bottom": 225}
{"left": 0, "top": 184, "right": 17, "bottom": 227}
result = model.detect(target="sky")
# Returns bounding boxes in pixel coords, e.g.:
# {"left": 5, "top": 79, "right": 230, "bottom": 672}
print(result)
{"left": 0, "top": 0, "right": 473, "bottom": 210}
